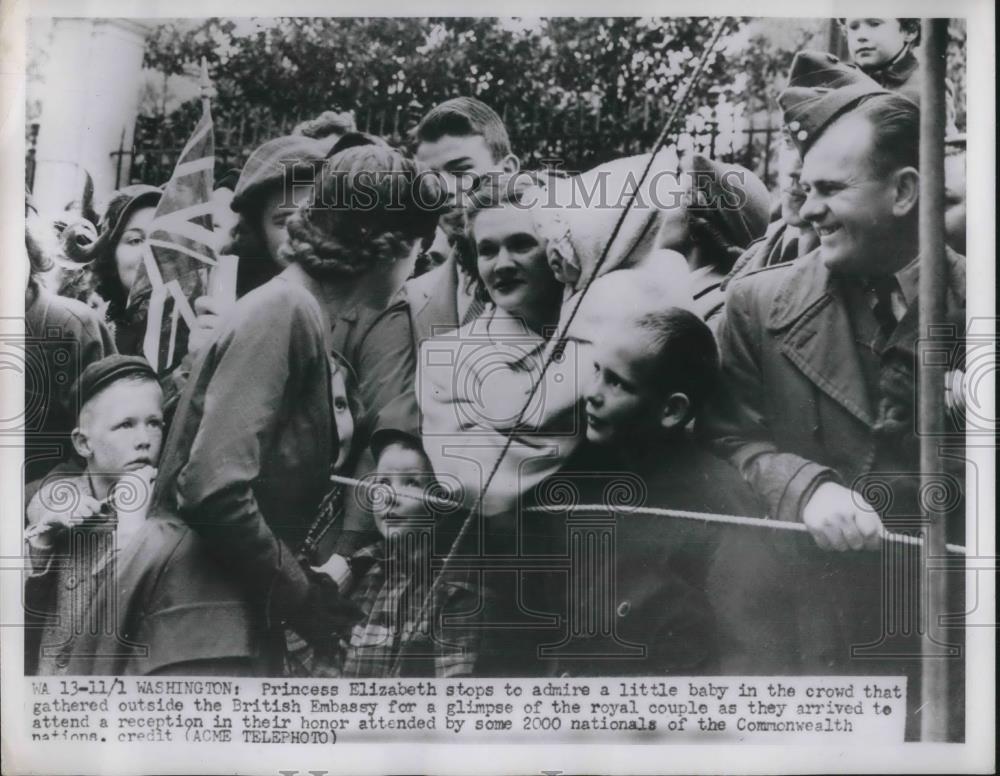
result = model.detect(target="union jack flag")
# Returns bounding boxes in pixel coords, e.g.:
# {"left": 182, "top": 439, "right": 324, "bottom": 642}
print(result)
{"left": 126, "top": 105, "right": 217, "bottom": 374}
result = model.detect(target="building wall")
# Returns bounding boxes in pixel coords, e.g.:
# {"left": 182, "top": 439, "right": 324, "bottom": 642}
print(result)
{"left": 31, "top": 18, "right": 151, "bottom": 215}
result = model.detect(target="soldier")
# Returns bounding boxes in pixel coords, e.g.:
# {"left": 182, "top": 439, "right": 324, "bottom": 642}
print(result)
{"left": 725, "top": 50, "right": 885, "bottom": 284}
{"left": 702, "top": 77, "right": 965, "bottom": 739}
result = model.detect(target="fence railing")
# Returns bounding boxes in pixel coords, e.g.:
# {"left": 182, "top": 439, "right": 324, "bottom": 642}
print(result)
{"left": 27, "top": 101, "right": 783, "bottom": 197}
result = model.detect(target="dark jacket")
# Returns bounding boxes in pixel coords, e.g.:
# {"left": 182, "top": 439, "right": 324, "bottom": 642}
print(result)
{"left": 705, "top": 247, "right": 965, "bottom": 525}
{"left": 862, "top": 46, "right": 957, "bottom": 132}
{"left": 540, "top": 436, "right": 764, "bottom": 677}
{"left": 60, "top": 515, "right": 262, "bottom": 675}
{"left": 701, "top": 247, "right": 966, "bottom": 686}
{"left": 328, "top": 254, "right": 481, "bottom": 556}
{"left": 151, "top": 271, "right": 338, "bottom": 668}
{"left": 723, "top": 220, "right": 818, "bottom": 291}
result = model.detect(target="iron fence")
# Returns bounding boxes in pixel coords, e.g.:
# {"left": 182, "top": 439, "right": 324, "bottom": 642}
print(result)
{"left": 26, "top": 101, "right": 782, "bottom": 197}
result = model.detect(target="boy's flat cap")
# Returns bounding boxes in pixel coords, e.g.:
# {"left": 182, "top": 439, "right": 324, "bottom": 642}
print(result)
{"left": 71, "top": 354, "right": 158, "bottom": 412}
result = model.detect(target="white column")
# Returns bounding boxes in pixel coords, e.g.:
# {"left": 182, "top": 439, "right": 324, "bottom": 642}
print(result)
{"left": 31, "top": 18, "right": 151, "bottom": 216}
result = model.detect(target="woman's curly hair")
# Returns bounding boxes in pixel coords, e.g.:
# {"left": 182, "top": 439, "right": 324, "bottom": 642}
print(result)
{"left": 459, "top": 170, "right": 550, "bottom": 303}
{"left": 281, "top": 144, "right": 447, "bottom": 279}
{"left": 293, "top": 110, "right": 357, "bottom": 141}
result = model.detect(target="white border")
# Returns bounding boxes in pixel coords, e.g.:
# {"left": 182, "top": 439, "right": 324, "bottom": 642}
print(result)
{"left": 1, "top": 0, "right": 994, "bottom": 773}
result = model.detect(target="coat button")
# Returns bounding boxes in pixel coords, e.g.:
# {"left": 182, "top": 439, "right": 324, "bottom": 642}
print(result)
{"left": 788, "top": 120, "right": 801, "bottom": 131}
{"left": 797, "top": 130, "right": 808, "bottom": 141}
{"left": 616, "top": 601, "right": 631, "bottom": 618}
{"left": 55, "top": 653, "right": 70, "bottom": 669}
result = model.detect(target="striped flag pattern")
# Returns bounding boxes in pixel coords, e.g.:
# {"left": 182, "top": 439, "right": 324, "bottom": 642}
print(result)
{"left": 127, "top": 107, "right": 217, "bottom": 374}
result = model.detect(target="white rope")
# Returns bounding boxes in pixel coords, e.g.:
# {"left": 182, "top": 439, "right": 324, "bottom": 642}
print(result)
{"left": 328, "top": 474, "right": 967, "bottom": 556}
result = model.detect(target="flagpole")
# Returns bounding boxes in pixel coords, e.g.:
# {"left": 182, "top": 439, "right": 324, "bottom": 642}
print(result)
{"left": 198, "top": 56, "right": 216, "bottom": 295}
{"left": 918, "top": 17, "right": 950, "bottom": 743}
{"left": 199, "top": 57, "right": 211, "bottom": 117}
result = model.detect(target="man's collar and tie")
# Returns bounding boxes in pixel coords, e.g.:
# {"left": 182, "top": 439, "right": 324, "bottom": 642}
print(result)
{"left": 860, "top": 255, "right": 920, "bottom": 338}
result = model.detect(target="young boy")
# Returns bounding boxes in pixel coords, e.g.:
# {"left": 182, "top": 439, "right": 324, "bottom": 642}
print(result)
{"left": 547, "top": 307, "right": 763, "bottom": 676}
{"left": 841, "top": 17, "right": 956, "bottom": 131}
{"left": 414, "top": 96, "right": 520, "bottom": 216}
{"left": 340, "top": 393, "right": 482, "bottom": 678}
{"left": 25, "top": 355, "right": 163, "bottom": 675}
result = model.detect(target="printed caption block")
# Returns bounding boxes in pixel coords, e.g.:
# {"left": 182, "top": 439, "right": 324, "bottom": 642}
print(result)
{"left": 25, "top": 676, "right": 905, "bottom": 745}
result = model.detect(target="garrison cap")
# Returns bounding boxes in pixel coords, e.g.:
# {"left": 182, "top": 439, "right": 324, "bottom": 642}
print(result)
{"left": 786, "top": 49, "right": 879, "bottom": 90}
{"left": 778, "top": 50, "right": 890, "bottom": 154}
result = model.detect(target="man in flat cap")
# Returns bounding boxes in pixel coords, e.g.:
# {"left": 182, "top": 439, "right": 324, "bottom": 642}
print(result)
{"left": 703, "top": 75, "right": 965, "bottom": 739}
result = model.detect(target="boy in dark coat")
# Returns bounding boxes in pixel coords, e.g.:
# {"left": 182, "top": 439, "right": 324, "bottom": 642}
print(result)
{"left": 25, "top": 355, "right": 270, "bottom": 677}
{"left": 546, "top": 307, "right": 763, "bottom": 677}
{"left": 25, "top": 356, "right": 162, "bottom": 674}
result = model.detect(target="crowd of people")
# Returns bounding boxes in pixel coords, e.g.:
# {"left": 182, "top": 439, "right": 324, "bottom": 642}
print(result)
{"left": 23, "top": 17, "right": 967, "bottom": 740}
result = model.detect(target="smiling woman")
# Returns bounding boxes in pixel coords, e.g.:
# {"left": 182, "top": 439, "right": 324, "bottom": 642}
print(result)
{"left": 417, "top": 172, "right": 585, "bottom": 518}
{"left": 463, "top": 172, "right": 563, "bottom": 336}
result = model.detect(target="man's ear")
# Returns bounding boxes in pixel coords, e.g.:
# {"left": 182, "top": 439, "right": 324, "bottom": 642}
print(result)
{"left": 659, "top": 392, "right": 691, "bottom": 432}
{"left": 71, "top": 427, "right": 92, "bottom": 459}
{"left": 501, "top": 154, "right": 520, "bottom": 174}
{"left": 892, "top": 167, "right": 920, "bottom": 217}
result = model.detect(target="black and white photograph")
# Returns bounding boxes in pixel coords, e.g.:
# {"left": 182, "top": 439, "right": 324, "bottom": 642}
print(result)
{"left": 0, "top": 1, "right": 994, "bottom": 773}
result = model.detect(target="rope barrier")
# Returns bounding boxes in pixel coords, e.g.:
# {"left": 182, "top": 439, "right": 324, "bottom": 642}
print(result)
{"left": 390, "top": 21, "right": 735, "bottom": 670}
{"left": 328, "top": 473, "right": 967, "bottom": 556}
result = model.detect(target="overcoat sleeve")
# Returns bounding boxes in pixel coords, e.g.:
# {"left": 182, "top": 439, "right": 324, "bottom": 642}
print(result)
{"left": 702, "top": 277, "right": 838, "bottom": 523}
{"left": 172, "top": 294, "right": 323, "bottom": 625}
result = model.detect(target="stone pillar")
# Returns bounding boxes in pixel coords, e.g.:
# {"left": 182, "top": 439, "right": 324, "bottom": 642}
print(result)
{"left": 31, "top": 18, "right": 151, "bottom": 215}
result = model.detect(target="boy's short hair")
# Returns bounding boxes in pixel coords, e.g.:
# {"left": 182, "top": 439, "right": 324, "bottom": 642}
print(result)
{"left": 838, "top": 18, "right": 921, "bottom": 46}
{"left": 634, "top": 308, "right": 719, "bottom": 418}
{"left": 459, "top": 171, "right": 547, "bottom": 299}
{"left": 413, "top": 97, "right": 512, "bottom": 163}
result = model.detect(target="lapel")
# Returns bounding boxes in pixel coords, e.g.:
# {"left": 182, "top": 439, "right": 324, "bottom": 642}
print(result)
{"left": 405, "top": 253, "right": 460, "bottom": 342}
{"left": 767, "top": 252, "right": 876, "bottom": 426}
{"left": 764, "top": 221, "right": 788, "bottom": 264}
